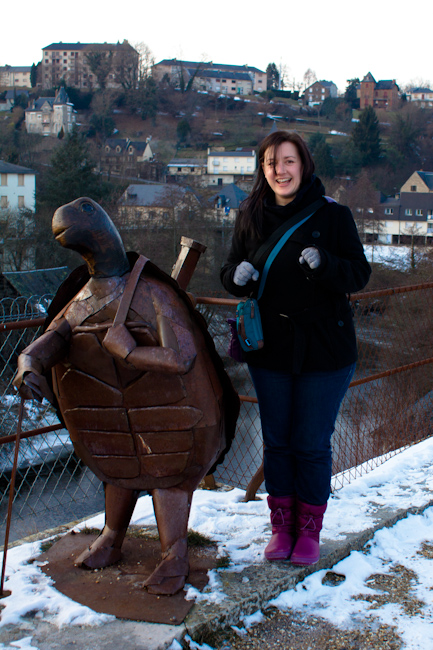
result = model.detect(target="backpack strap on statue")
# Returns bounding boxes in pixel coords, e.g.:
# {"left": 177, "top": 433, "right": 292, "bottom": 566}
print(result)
{"left": 113, "top": 255, "right": 149, "bottom": 327}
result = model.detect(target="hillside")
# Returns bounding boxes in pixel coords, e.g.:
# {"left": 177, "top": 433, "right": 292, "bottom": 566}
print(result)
{"left": 2, "top": 85, "right": 433, "bottom": 199}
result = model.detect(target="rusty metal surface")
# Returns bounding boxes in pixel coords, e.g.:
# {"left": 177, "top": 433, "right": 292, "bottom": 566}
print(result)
{"left": 38, "top": 530, "right": 216, "bottom": 624}
{"left": 11, "top": 199, "right": 239, "bottom": 596}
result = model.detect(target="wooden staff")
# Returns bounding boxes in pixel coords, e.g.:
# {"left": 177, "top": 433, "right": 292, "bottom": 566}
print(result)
{"left": 1, "top": 398, "right": 24, "bottom": 598}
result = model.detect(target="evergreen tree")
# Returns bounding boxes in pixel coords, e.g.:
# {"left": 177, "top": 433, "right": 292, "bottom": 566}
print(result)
{"left": 177, "top": 118, "right": 191, "bottom": 144}
{"left": 30, "top": 63, "right": 38, "bottom": 88}
{"left": 38, "top": 128, "right": 102, "bottom": 208}
{"left": 138, "top": 76, "right": 158, "bottom": 121}
{"left": 308, "top": 132, "right": 326, "bottom": 153}
{"left": 351, "top": 106, "right": 382, "bottom": 166}
{"left": 266, "top": 63, "right": 280, "bottom": 90}
{"left": 344, "top": 78, "right": 360, "bottom": 109}
{"left": 308, "top": 133, "right": 334, "bottom": 178}
{"left": 314, "top": 141, "right": 335, "bottom": 179}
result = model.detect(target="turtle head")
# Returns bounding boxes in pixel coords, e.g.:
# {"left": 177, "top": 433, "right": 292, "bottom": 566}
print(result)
{"left": 52, "top": 197, "right": 130, "bottom": 278}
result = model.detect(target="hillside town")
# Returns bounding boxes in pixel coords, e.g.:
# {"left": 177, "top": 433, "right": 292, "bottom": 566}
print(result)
{"left": 1, "top": 41, "right": 433, "bottom": 282}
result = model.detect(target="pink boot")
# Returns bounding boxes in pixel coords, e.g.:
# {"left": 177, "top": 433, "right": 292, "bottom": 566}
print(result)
{"left": 264, "top": 495, "right": 296, "bottom": 561}
{"left": 290, "top": 500, "right": 327, "bottom": 566}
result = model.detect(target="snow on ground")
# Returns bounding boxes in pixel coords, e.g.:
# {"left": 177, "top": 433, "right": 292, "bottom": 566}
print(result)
{"left": 363, "top": 243, "right": 433, "bottom": 271}
{"left": 1, "top": 437, "right": 433, "bottom": 649}
{"left": 271, "top": 510, "right": 433, "bottom": 650}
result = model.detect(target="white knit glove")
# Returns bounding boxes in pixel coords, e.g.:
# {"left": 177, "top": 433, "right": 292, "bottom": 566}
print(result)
{"left": 299, "top": 247, "right": 321, "bottom": 270}
{"left": 233, "top": 261, "right": 259, "bottom": 286}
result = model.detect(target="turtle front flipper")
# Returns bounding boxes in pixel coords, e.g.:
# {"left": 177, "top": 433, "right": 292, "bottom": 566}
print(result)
{"left": 144, "top": 487, "right": 191, "bottom": 596}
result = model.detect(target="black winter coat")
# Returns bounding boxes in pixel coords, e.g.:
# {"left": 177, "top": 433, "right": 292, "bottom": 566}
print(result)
{"left": 220, "top": 177, "right": 372, "bottom": 373}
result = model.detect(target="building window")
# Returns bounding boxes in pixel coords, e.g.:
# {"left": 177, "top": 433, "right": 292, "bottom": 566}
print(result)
{"left": 411, "top": 185, "right": 417, "bottom": 192}
{"left": 18, "top": 174, "right": 24, "bottom": 186}
{"left": 384, "top": 208, "right": 393, "bottom": 215}
{"left": 416, "top": 209, "right": 423, "bottom": 216}
{"left": 1, "top": 174, "right": 7, "bottom": 186}
{"left": 18, "top": 196, "right": 25, "bottom": 208}
{"left": 405, "top": 209, "right": 412, "bottom": 216}
{"left": 1, "top": 196, "right": 8, "bottom": 208}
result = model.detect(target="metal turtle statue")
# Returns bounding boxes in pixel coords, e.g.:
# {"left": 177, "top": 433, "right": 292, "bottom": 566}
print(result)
{"left": 14, "top": 197, "right": 239, "bottom": 596}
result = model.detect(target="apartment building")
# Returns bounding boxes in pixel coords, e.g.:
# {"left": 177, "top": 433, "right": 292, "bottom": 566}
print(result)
{"left": 41, "top": 41, "right": 138, "bottom": 90}
{"left": 0, "top": 66, "right": 32, "bottom": 88}
{"left": 153, "top": 59, "right": 267, "bottom": 94}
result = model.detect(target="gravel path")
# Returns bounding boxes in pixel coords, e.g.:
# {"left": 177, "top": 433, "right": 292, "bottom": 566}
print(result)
{"left": 208, "top": 609, "right": 403, "bottom": 650}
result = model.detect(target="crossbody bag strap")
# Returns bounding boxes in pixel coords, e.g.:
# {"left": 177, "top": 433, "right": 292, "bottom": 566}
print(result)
{"left": 252, "top": 197, "right": 326, "bottom": 270}
{"left": 256, "top": 197, "right": 327, "bottom": 301}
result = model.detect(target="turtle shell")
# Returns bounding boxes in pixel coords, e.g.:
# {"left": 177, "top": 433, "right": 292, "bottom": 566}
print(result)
{"left": 47, "top": 255, "right": 239, "bottom": 491}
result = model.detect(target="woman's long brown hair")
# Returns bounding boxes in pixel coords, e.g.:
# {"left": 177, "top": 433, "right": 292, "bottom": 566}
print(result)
{"left": 237, "top": 131, "right": 315, "bottom": 240}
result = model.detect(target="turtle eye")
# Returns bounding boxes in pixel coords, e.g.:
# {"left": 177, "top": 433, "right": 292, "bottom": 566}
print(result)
{"left": 81, "top": 201, "right": 95, "bottom": 213}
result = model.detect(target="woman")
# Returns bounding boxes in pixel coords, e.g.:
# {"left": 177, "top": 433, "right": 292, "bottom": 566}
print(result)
{"left": 220, "top": 131, "right": 371, "bottom": 566}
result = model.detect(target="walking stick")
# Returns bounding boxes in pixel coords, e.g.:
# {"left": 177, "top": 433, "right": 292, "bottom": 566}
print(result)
{"left": 1, "top": 397, "right": 25, "bottom": 598}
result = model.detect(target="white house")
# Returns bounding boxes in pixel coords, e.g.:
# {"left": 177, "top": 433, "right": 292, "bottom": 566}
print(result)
{"left": 0, "top": 66, "right": 32, "bottom": 88}
{"left": 0, "top": 160, "right": 36, "bottom": 212}
{"left": 406, "top": 87, "right": 433, "bottom": 108}
{"left": 207, "top": 148, "right": 256, "bottom": 185}
{"left": 0, "top": 161, "right": 36, "bottom": 272}
{"left": 365, "top": 171, "right": 433, "bottom": 245}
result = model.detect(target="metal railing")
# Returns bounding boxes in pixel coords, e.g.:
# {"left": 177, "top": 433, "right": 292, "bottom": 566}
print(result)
{"left": 2, "top": 284, "right": 433, "bottom": 542}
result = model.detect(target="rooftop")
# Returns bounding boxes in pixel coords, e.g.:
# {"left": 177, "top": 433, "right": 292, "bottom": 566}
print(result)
{"left": 2, "top": 267, "right": 69, "bottom": 298}
{"left": 0, "top": 160, "right": 35, "bottom": 174}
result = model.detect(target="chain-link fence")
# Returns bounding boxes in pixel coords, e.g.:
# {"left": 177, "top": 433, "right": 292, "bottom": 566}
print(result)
{"left": 2, "top": 284, "right": 433, "bottom": 543}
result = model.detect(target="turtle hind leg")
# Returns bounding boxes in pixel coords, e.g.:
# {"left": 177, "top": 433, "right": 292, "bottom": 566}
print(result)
{"left": 75, "top": 483, "right": 139, "bottom": 569}
{"left": 144, "top": 487, "right": 192, "bottom": 596}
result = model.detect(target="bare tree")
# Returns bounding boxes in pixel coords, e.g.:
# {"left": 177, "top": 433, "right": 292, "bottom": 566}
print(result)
{"left": 1, "top": 209, "right": 35, "bottom": 272}
{"left": 403, "top": 78, "right": 432, "bottom": 93}
{"left": 303, "top": 68, "right": 317, "bottom": 90}
{"left": 343, "top": 171, "right": 382, "bottom": 252}
{"left": 134, "top": 42, "right": 155, "bottom": 82}
{"left": 85, "top": 51, "right": 113, "bottom": 91}
{"left": 279, "top": 64, "right": 292, "bottom": 90}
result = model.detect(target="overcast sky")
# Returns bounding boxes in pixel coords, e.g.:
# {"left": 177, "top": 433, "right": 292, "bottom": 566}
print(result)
{"left": 2, "top": 0, "right": 432, "bottom": 93}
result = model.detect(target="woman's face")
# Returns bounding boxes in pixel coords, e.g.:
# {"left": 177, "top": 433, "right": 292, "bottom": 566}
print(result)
{"left": 262, "top": 141, "right": 304, "bottom": 206}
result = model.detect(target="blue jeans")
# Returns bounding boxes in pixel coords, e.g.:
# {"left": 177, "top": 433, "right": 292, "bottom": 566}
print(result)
{"left": 249, "top": 363, "right": 356, "bottom": 505}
